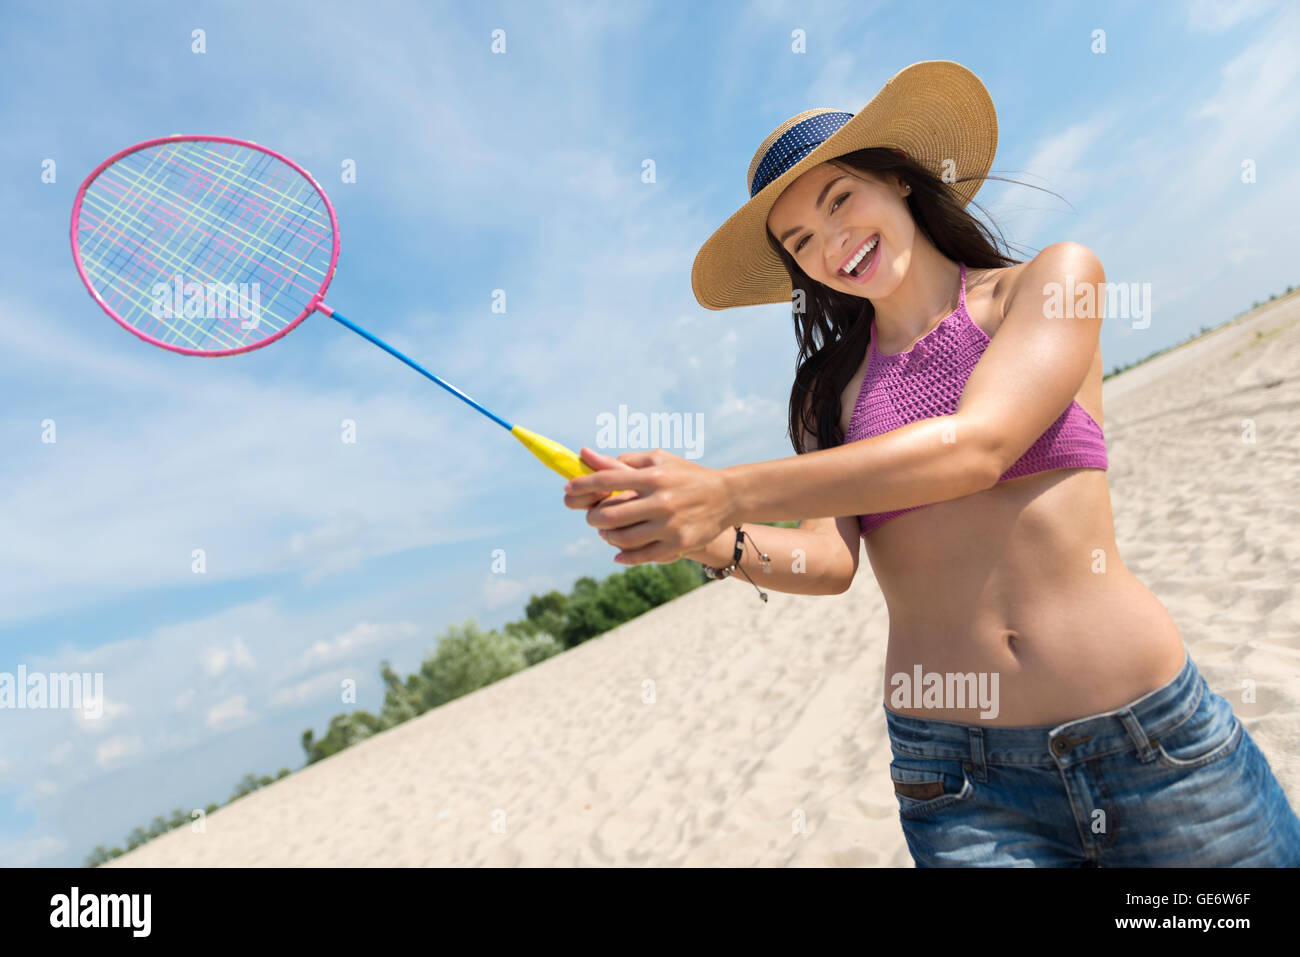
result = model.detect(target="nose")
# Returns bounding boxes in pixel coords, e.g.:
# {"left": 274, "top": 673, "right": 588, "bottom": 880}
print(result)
{"left": 828, "top": 235, "right": 850, "bottom": 276}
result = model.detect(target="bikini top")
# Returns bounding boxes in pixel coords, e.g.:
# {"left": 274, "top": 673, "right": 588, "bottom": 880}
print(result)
{"left": 843, "top": 262, "right": 1108, "bottom": 538}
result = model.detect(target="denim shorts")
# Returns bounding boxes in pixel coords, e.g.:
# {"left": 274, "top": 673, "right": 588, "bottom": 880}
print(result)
{"left": 884, "top": 649, "right": 1300, "bottom": 866}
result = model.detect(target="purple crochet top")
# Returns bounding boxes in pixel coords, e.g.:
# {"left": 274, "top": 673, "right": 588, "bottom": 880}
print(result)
{"left": 844, "top": 262, "right": 1108, "bottom": 537}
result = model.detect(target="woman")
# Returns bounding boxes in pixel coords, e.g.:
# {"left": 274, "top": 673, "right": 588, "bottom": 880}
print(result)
{"left": 562, "top": 61, "right": 1300, "bottom": 866}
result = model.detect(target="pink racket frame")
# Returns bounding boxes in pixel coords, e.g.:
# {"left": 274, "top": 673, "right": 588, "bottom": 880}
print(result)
{"left": 69, "top": 134, "right": 342, "bottom": 357}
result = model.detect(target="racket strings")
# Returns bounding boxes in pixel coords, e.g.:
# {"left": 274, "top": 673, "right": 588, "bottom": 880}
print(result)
{"left": 91, "top": 151, "right": 325, "bottom": 296}
{"left": 86, "top": 144, "right": 325, "bottom": 339}
{"left": 74, "top": 139, "right": 336, "bottom": 353}
{"left": 80, "top": 155, "right": 313, "bottom": 347}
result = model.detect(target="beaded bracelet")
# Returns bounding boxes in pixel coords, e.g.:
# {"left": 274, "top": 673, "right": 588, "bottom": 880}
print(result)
{"left": 699, "top": 524, "right": 771, "bottom": 602}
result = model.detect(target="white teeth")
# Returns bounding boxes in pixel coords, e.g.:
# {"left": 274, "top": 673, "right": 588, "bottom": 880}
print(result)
{"left": 843, "top": 236, "right": 878, "bottom": 274}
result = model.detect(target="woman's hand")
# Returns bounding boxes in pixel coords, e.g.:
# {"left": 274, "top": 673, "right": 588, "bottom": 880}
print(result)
{"left": 563, "top": 447, "right": 738, "bottom": 565}
{"left": 561, "top": 447, "right": 639, "bottom": 511}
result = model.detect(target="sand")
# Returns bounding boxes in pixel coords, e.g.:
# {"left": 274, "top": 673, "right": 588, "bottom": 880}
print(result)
{"left": 108, "top": 294, "right": 1300, "bottom": 867}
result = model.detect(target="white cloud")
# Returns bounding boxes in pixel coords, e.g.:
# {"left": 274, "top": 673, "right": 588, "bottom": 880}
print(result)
{"left": 72, "top": 696, "right": 130, "bottom": 734}
{"left": 1186, "top": 0, "right": 1276, "bottom": 33}
{"left": 1133, "top": 3, "right": 1300, "bottom": 296}
{"left": 480, "top": 573, "right": 553, "bottom": 611}
{"left": 95, "top": 735, "right": 141, "bottom": 769}
{"left": 1180, "top": 4, "right": 1300, "bottom": 197}
{"left": 205, "top": 694, "right": 251, "bottom": 730}
{"left": 297, "top": 620, "right": 419, "bottom": 669}
{"left": 159, "top": 729, "right": 197, "bottom": 752}
{"left": 8, "top": 596, "right": 430, "bottom": 808}
{"left": 269, "top": 671, "right": 354, "bottom": 708}
{"left": 199, "top": 637, "right": 257, "bottom": 678}
{"left": 0, "top": 834, "right": 66, "bottom": 867}
{"left": 802, "top": 50, "right": 871, "bottom": 114}
{"left": 564, "top": 535, "right": 597, "bottom": 556}
{"left": 984, "top": 114, "right": 1114, "bottom": 246}
{"left": 37, "top": 636, "right": 148, "bottom": 673}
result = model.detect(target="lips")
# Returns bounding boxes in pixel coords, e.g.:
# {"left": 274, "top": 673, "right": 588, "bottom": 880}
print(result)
{"left": 840, "top": 235, "right": 881, "bottom": 284}
{"left": 839, "top": 234, "right": 879, "bottom": 276}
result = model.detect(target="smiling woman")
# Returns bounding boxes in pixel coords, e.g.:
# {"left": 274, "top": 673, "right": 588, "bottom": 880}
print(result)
{"left": 564, "top": 59, "right": 1300, "bottom": 868}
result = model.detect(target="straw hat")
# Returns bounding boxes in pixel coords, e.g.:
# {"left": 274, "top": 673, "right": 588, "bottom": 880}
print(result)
{"left": 690, "top": 60, "right": 998, "bottom": 311}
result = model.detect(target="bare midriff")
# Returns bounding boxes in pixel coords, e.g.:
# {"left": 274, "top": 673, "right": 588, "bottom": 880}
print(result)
{"left": 848, "top": 264, "right": 1187, "bottom": 727}
{"left": 865, "top": 468, "right": 1186, "bottom": 726}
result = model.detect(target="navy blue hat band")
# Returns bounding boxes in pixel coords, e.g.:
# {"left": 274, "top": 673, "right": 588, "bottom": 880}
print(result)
{"left": 749, "top": 111, "right": 854, "bottom": 198}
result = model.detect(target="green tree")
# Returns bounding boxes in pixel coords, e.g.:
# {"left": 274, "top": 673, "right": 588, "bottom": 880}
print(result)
{"left": 86, "top": 845, "right": 112, "bottom": 867}
{"left": 559, "top": 562, "right": 703, "bottom": 648}
{"left": 409, "top": 619, "right": 527, "bottom": 707}
{"left": 377, "top": 660, "right": 422, "bottom": 726}
{"left": 229, "top": 772, "right": 261, "bottom": 801}
{"left": 503, "top": 589, "right": 569, "bottom": 643}
{"left": 301, "top": 711, "right": 386, "bottom": 765}
{"left": 515, "top": 630, "right": 564, "bottom": 666}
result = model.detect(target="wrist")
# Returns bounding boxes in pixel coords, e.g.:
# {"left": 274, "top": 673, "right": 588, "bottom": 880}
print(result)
{"left": 683, "top": 527, "right": 733, "bottom": 566}
{"left": 719, "top": 463, "right": 749, "bottom": 527}
{"left": 693, "top": 522, "right": 772, "bottom": 602}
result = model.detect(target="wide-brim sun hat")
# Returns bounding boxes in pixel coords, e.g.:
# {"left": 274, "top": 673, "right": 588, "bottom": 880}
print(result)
{"left": 691, "top": 60, "right": 998, "bottom": 311}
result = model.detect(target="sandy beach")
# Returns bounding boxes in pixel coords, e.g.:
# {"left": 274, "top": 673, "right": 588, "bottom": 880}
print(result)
{"left": 108, "top": 295, "right": 1300, "bottom": 867}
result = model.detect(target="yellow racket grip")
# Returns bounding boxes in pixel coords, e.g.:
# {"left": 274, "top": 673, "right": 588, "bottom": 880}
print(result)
{"left": 511, "top": 425, "right": 631, "bottom": 497}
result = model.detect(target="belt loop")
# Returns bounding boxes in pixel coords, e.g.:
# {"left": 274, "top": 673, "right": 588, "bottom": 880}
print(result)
{"left": 967, "top": 727, "right": 988, "bottom": 781}
{"left": 1118, "top": 710, "right": 1158, "bottom": 762}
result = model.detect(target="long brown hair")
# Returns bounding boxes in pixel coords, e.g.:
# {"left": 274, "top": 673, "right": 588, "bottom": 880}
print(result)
{"left": 770, "top": 148, "right": 1050, "bottom": 453}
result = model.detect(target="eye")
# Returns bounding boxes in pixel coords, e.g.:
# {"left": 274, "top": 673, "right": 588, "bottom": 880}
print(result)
{"left": 793, "top": 192, "right": 851, "bottom": 254}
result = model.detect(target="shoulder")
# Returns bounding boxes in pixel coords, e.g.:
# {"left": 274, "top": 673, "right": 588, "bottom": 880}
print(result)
{"left": 1007, "top": 242, "right": 1105, "bottom": 312}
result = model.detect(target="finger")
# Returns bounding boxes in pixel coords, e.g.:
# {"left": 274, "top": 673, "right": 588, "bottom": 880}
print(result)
{"left": 565, "top": 490, "right": 608, "bottom": 510}
{"left": 580, "top": 446, "right": 636, "bottom": 470}
{"left": 613, "top": 538, "right": 684, "bottom": 566}
{"left": 585, "top": 494, "right": 661, "bottom": 530}
{"left": 566, "top": 466, "right": 656, "bottom": 498}
{"left": 566, "top": 487, "right": 637, "bottom": 510}
{"left": 616, "top": 450, "right": 665, "bottom": 468}
{"left": 597, "top": 517, "right": 666, "bottom": 551}
{"left": 562, "top": 448, "right": 628, "bottom": 507}
{"left": 563, "top": 449, "right": 639, "bottom": 507}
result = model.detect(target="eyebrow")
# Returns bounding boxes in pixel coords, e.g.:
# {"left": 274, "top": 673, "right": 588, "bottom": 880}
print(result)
{"left": 777, "top": 175, "right": 848, "bottom": 245}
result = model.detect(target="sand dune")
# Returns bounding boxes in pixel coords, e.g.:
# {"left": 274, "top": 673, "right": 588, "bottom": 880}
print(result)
{"left": 108, "top": 295, "right": 1300, "bottom": 867}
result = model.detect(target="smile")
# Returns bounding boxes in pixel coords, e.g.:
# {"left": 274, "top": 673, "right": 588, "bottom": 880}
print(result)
{"left": 839, "top": 234, "right": 880, "bottom": 280}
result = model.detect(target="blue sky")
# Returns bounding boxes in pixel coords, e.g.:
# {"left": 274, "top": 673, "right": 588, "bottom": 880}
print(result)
{"left": 1, "top": 0, "right": 1296, "bottom": 866}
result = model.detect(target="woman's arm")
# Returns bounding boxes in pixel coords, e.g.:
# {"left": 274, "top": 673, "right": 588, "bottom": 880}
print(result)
{"left": 722, "top": 412, "right": 998, "bottom": 524}
{"left": 683, "top": 515, "right": 860, "bottom": 596}
{"left": 568, "top": 410, "right": 996, "bottom": 563}
{"left": 568, "top": 243, "right": 1106, "bottom": 565}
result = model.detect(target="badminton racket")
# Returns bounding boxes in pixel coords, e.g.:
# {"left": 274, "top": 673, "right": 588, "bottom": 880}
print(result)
{"left": 69, "top": 134, "right": 625, "bottom": 493}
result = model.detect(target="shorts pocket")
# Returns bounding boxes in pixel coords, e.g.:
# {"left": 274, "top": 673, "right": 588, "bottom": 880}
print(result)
{"left": 889, "top": 758, "right": 975, "bottom": 819}
{"left": 1151, "top": 690, "right": 1244, "bottom": 770}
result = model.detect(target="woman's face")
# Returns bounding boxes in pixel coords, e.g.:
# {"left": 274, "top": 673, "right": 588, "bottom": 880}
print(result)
{"left": 766, "top": 161, "right": 913, "bottom": 297}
